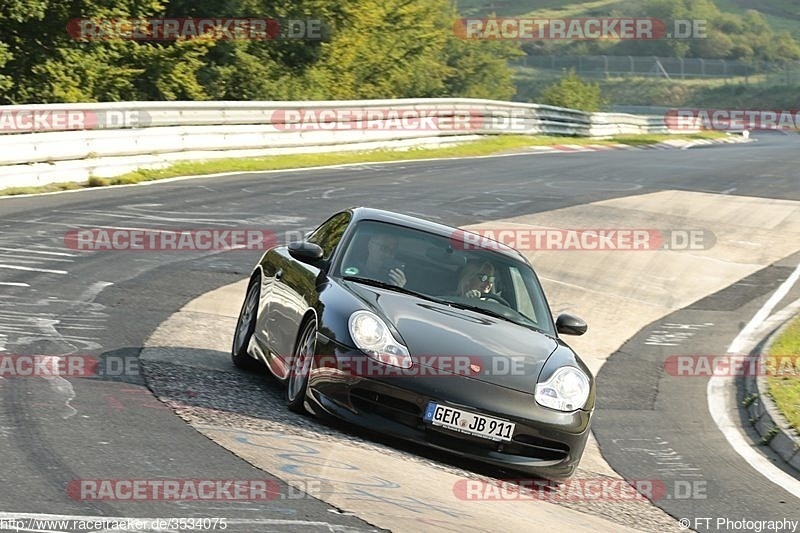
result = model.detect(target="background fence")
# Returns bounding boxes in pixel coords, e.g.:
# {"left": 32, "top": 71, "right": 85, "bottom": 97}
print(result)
{"left": 512, "top": 55, "right": 800, "bottom": 83}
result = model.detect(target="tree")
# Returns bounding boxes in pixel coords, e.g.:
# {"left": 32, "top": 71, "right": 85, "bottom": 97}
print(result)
{"left": 0, "top": 0, "right": 214, "bottom": 103}
{"left": 540, "top": 68, "right": 606, "bottom": 111}
{"left": 440, "top": 36, "right": 520, "bottom": 100}
{"left": 0, "top": 0, "right": 522, "bottom": 103}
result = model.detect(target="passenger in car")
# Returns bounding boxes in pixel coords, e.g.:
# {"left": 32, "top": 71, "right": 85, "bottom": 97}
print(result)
{"left": 456, "top": 261, "right": 496, "bottom": 299}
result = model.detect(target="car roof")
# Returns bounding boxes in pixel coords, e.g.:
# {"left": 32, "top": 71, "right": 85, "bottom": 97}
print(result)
{"left": 347, "top": 207, "right": 528, "bottom": 263}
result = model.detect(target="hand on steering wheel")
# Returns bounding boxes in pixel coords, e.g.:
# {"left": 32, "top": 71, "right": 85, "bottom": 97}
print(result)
{"left": 481, "top": 293, "right": 510, "bottom": 306}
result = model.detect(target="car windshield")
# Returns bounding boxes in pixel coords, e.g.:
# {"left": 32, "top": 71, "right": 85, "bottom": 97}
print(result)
{"left": 334, "top": 220, "right": 555, "bottom": 335}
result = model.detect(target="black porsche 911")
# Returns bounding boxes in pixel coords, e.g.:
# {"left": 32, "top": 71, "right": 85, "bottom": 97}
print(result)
{"left": 232, "top": 207, "right": 594, "bottom": 479}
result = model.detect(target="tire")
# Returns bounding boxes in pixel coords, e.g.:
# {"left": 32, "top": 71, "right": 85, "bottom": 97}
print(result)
{"left": 286, "top": 317, "right": 317, "bottom": 414}
{"left": 231, "top": 279, "right": 261, "bottom": 371}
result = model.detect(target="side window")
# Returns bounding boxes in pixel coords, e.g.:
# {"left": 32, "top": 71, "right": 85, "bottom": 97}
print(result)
{"left": 307, "top": 212, "right": 352, "bottom": 259}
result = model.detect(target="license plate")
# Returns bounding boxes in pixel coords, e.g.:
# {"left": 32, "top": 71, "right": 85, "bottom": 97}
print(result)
{"left": 424, "top": 402, "right": 515, "bottom": 442}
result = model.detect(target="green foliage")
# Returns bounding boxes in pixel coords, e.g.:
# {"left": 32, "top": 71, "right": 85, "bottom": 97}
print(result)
{"left": 0, "top": 0, "right": 174, "bottom": 103}
{"left": 28, "top": 45, "right": 144, "bottom": 102}
{"left": 0, "top": 0, "right": 521, "bottom": 103}
{"left": 137, "top": 40, "right": 214, "bottom": 101}
{"left": 300, "top": 0, "right": 453, "bottom": 99}
{"left": 441, "top": 34, "right": 522, "bottom": 100}
{"left": 0, "top": 42, "right": 12, "bottom": 96}
{"left": 759, "top": 425, "right": 781, "bottom": 445}
{"left": 521, "top": 0, "right": 800, "bottom": 62}
{"left": 540, "top": 68, "right": 606, "bottom": 111}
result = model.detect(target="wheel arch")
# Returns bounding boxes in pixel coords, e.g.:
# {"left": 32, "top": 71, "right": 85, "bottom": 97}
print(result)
{"left": 294, "top": 308, "right": 319, "bottom": 351}
{"left": 249, "top": 266, "right": 263, "bottom": 287}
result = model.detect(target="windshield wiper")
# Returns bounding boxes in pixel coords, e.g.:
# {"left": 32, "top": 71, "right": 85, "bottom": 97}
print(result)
{"left": 342, "top": 276, "right": 443, "bottom": 303}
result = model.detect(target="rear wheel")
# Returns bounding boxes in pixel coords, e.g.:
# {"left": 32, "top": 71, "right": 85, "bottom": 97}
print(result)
{"left": 286, "top": 317, "right": 316, "bottom": 413}
{"left": 232, "top": 279, "right": 261, "bottom": 371}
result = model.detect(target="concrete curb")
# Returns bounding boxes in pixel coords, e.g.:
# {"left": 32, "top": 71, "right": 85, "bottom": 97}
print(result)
{"left": 744, "top": 316, "right": 800, "bottom": 474}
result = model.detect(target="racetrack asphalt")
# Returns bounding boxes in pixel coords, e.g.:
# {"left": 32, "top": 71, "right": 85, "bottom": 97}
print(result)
{"left": 0, "top": 131, "right": 797, "bottom": 531}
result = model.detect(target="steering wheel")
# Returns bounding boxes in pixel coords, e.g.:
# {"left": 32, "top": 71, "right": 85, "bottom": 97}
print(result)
{"left": 481, "top": 293, "right": 510, "bottom": 307}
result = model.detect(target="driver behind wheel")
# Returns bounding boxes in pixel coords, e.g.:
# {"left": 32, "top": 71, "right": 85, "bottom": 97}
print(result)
{"left": 457, "top": 261, "right": 496, "bottom": 299}
{"left": 345, "top": 232, "right": 407, "bottom": 287}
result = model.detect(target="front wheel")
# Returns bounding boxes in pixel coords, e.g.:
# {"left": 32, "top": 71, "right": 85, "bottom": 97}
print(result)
{"left": 232, "top": 279, "right": 261, "bottom": 371}
{"left": 286, "top": 317, "right": 316, "bottom": 414}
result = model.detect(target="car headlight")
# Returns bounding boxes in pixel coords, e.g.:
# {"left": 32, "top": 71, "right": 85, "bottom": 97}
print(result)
{"left": 348, "top": 311, "right": 412, "bottom": 369}
{"left": 535, "top": 366, "right": 590, "bottom": 411}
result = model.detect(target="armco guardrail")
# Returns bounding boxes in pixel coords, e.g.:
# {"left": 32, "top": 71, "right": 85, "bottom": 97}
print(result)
{"left": 0, "top": 98, "right": 687, "bottom": 189}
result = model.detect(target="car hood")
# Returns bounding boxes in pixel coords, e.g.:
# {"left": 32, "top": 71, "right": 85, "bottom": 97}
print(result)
{"left": 343, "top": 281, "right": 558, "bottom": 394}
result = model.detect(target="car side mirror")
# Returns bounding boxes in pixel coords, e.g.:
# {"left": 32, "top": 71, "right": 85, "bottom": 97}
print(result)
{"left": 288, "top": 241, "right": 324, "bottom": 264}
{"left": 556, "top": 313, "right": 588, "bottom": 336}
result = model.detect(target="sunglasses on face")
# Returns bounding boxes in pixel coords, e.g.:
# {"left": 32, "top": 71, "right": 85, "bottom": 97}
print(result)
{"left": 475, "top": 274, "right": 495, "bottom": 283}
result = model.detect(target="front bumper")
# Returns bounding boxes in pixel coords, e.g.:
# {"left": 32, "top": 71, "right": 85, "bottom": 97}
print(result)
{"left": 306, "top": 334, "right": 593, "bottom": 479}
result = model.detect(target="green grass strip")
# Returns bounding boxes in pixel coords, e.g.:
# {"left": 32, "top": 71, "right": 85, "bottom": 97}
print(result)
{"left": 767, "top": 316, "right": 800, "bottom": 432}
{"left": 0, "top": 132, "right": 728, "bottom": 197}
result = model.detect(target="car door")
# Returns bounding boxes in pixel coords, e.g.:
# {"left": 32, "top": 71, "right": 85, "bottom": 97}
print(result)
{"left": 266, "top": 211, "right": 352, "bottom": 374}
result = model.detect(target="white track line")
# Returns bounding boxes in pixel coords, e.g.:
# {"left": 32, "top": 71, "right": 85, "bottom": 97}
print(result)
{"left": 707, "top": 261, "right": 800, "bottom": 499}
{"left": 0, "top": 254, "right": 73, "bottom": 262}
{"left": 0, "top": 264, "right": 67, "bottom": 275}
{"left": 0, "top": 282, "right": 30, "bottom": 287}
{"left": 729, "top": 264, "right": 800, "bottom": 354}
{"left": 0, "top": 247, "right": 75, "bottom": 257}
